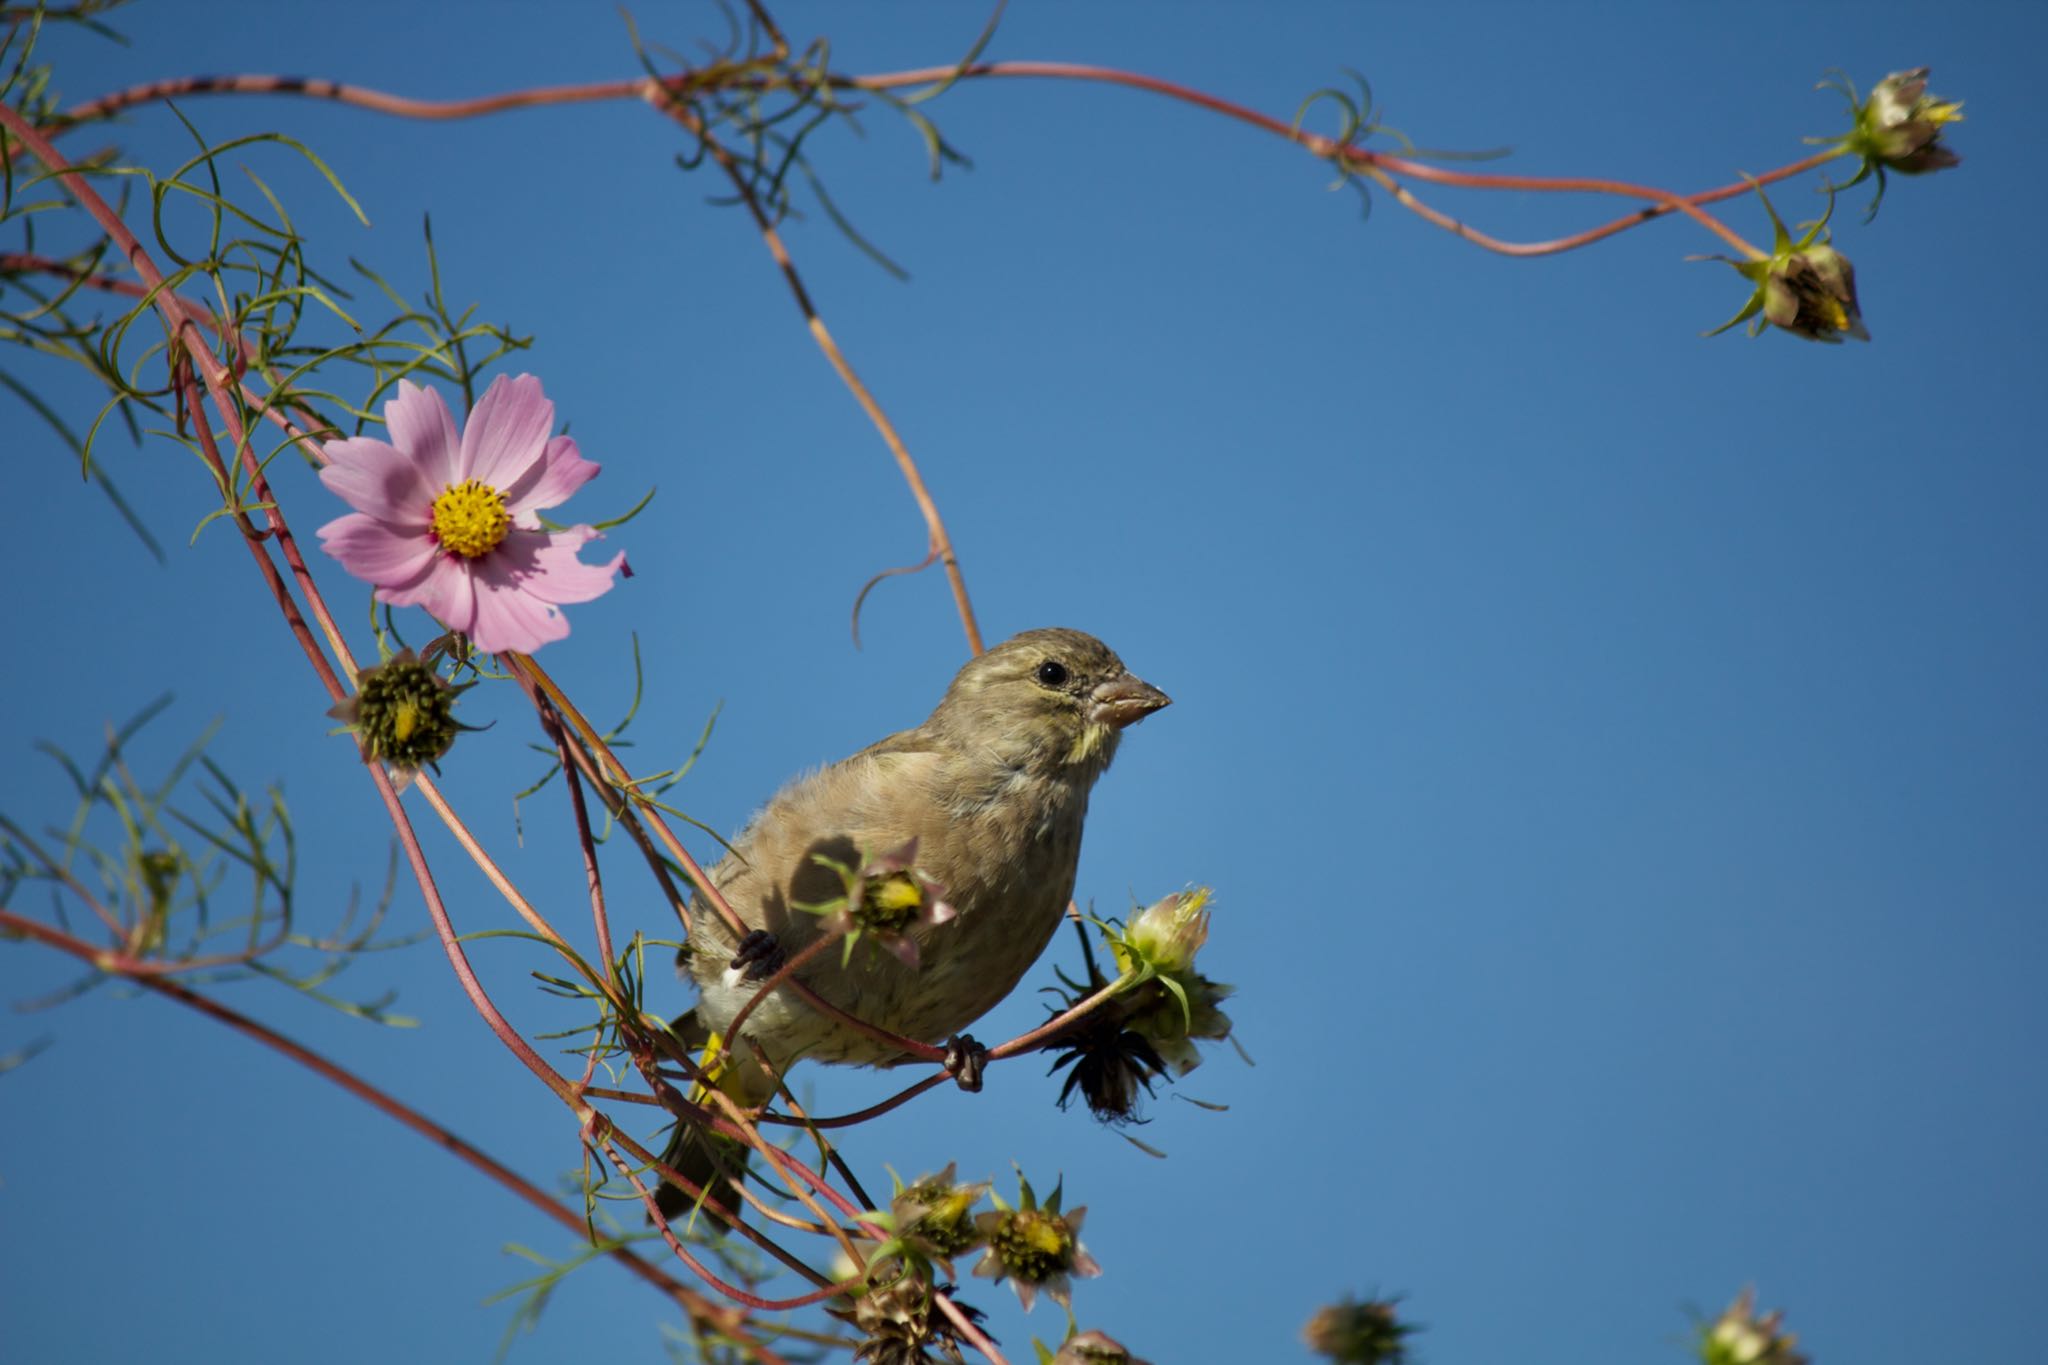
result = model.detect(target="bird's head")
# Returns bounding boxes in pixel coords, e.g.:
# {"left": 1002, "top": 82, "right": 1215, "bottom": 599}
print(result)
{"left": 928, "top": 627, "right": 1170, "bottom": 779}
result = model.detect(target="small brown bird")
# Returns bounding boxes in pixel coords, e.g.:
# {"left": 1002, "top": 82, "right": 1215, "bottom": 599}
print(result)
{"left": 657, "top": 628, "right": 1169, "bottom": 1218}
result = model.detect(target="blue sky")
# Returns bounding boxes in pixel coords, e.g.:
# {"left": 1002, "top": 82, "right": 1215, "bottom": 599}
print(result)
{"left": 4, "top": 3, "right": 2043, "bottom": 1362}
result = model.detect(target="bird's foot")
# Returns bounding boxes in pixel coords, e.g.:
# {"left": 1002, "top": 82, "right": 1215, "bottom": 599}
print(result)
{"left": 943, "top": 1033, "right": 988, "bottom": 1093}
{"left": 730, "top": 930, "right": 786, "bottom": 983}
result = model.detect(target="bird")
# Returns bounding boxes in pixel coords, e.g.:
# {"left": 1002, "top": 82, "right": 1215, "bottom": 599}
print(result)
{"left": 654, "top": 627, "right": 1169, "bottom": 1220}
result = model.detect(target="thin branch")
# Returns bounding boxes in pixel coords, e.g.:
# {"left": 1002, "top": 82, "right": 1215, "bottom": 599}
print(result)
{"left": 643, "top": 90, "right": 983, "bottom": 654}
{"left": 51, "top": 57, "right": 1847, "bottom": 263}
{"left": 513, "top": 653, "right": 945, "bottom": 1063}
{"left": 987, "top": 969, "right": 1131, "bottom": 1061}
{"left": 0, "top": 907, "right": 753, "bottom": 1335}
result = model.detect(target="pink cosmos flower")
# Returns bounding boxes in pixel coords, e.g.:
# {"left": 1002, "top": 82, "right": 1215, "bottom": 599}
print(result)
{"left": 317, "top": 374, "right": 625, "bottom": 655}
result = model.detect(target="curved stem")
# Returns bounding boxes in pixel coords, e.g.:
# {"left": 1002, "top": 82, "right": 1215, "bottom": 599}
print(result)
{"left": 722, "top": 929, "right": 840, "bottom": 1044}
{"left": 1370, "top": 153, "right": 1764, "bottom": 257}
{"left": 987, "top": 970, "right": 1132, "bottom": 1061}
{"left": 755, "top": 1072, "right": 949, "bottom": 1129}
{"left": 61, "top": 72, "right": 654, "bottom": 126}
{"left": 546, "top": 707, "right": 621, "bottom": 995}
{"left": 0, "top": 908, "right": 746, "bottom": 1328}
{"left": 55, "top": 56, "right": 1847, "bottom": 265}
{"left": 655, "top": 97, "right": 984, "bottom": 655}
{"left": 43, "top": 48, "right": 1859, "bottom": 663}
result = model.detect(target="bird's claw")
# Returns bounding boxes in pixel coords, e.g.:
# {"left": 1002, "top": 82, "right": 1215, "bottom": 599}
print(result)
{"left": 943, "top": 1033, "right": 988, "bottom": 1093}
{"left": 730, "top": 929, "right": 786, "bottom": 983}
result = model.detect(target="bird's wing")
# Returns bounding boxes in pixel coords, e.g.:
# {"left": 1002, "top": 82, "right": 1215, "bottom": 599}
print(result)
{"left": 702, "top": 741, "right": 946, "bottom": 933}
{"left": 850, "top": 721, "right": 941, "bottom": 761}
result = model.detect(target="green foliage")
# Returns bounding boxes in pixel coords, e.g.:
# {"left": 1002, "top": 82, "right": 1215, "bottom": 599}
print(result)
{"left": 0, "top": 698, "right": 419, "bottom": 1022}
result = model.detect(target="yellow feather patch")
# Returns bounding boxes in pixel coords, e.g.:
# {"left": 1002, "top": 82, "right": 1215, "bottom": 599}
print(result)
{"left": 691, "top": 1030, "right": 742, "bottom": 1103}
{"left": 1065, "top": 721, "right": 1110, "bottom": 766}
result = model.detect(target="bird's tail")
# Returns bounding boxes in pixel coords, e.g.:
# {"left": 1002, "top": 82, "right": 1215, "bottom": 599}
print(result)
{"left": 650, "top": 1008, "right": 774, "bottom": 1224}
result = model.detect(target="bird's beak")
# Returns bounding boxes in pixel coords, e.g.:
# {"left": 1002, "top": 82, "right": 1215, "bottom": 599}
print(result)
{"left": 1089, "top": 674, "right": 1172, "bottom": 730}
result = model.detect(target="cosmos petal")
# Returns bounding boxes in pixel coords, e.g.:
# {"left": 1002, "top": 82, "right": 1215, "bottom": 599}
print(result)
{"left": 377, "top": 550, "right": 468, "bottom": 615}
{"left": 500, "top": 434, "right": 599, "bottom": 516}
{"left": 382, "top": 379, "right": 462, "bottom": 489}
{"left": 469, "top": 560, "right": 572, "bottom": 653}
{"left": 512, "top": 526, "right": 626, "bottom": 605}
{"left": 318, "top": 437, "right": 433, "bottom": 526}
{"left": 459, "top": 373, "right": 552, "bottom": 488}
{"left": 316, "top": 511, "right": 438, "bottom": 587}
{"left": 315, "top": 373, "right": 616, "bottom": 658}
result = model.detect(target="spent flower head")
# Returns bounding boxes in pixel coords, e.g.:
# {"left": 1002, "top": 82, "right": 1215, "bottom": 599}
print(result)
{"left": 884, "top": 1164, "right": 991, "bottom": 1273}
{"left": 317, "top": 374, "right": 625, "bottom": 655}
{"left": 1700, "top": 1288, "right": 1809, "bottom": 1365}
{"left": 328, "top": 644, "right": 476, "bottom": 785}
{"left": 1815, "top": 66, "right": 1962, "bottom": 214}
{"left": 1703, "top": 185, "right": 1866, "bottom": 344}
{"left": 1302, "top": 1295, "right": 1419, "bottom": 1364}
{"left": 973, "top": 1172, "right": 1101, "bottom": 1313}
{"left": 1048, "top": 1010, "right": 1171, "bottom": 1124}
{"left": 1860, "top": 67, "right": 1964, "bottom": 173}
{"left": 1038, "top": 1329, "right": 1153, "bottom": 1365}
{"left": 797, "top": 837, "right": 957, "bottom": 968}
{"left": 829, "top": 1251, "right": 983, "bottom": 1365}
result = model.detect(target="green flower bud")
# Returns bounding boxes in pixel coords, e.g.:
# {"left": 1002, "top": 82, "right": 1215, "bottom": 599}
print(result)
{"left": 1114, "top": 887, "right": 1212, "bottom": 976}
{"left": 1700, "top": 1288, "right": 1809, "bottom": 1365}
{"left": 1058, "top": 887, "right": 1238, "bottom": 1104}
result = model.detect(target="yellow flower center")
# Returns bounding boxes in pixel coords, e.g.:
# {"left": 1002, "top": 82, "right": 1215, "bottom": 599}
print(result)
{"left": 993, "top": 1209, "right": 1074, "bottom": 1281}
{"left": 868, "top": 872, "right": 926, "bottom": 918}
{"left": 430, "top": 479, "right": 510, "bottom": 559}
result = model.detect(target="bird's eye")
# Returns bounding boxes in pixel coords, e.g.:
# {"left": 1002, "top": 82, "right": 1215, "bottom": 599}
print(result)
{"left": 1035, "top": 659, "right": 1069, "bottom": 687}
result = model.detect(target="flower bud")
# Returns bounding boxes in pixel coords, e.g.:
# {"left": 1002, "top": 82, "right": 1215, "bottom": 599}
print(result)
{"left": 1700, "top": 1288, "right": 1809, "bottom": 1365}
{"left": 1116, "top": 887, "right": 1212, "bottom": 976}
{"left": 1704, "top": 184, "right": 1868, "bottom": 344}
{"left": 1760, "top": 241, "right": 1867, "bottom": 343}
{"left": 1858, "top": 67, "right": 1963, "bottom": 175}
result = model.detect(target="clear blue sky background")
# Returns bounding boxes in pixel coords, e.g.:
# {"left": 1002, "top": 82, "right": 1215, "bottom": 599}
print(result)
{"left": 4, "top": 3, "right": 2043, "bottom": 1362}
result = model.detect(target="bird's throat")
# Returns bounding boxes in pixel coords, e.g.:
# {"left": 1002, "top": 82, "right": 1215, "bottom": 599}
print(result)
{"left": 1064, "top": 720, "right": 1116, "bottom": 769}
